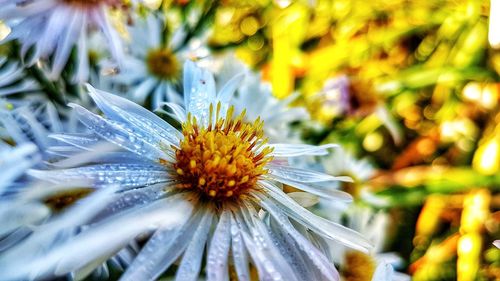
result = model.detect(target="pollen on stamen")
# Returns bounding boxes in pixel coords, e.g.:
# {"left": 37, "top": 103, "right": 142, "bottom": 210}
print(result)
{"left": 167, "top": 103, "right": 274, "bottom": 202}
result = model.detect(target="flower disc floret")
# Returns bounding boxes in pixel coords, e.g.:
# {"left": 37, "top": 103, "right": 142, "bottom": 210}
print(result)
{"left": 343, "top": 251, "right": 376, "bottom": 281}
{"left": 146, "top": 48, "right": 180, "bottom": 80}
{"left": 171, "top": 103, "right": 273, "bottom": 202}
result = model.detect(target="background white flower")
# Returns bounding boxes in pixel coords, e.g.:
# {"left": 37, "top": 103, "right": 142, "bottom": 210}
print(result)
{"left": 102, "top": 12, "right": 210, "bottom": 108}
{"left": 0, "top": 0, "right": 133, "bottom": 82}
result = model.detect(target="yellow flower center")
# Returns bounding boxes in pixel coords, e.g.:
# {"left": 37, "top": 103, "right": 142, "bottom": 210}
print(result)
{"left": 170, "top": 103, "right": 273, "bottom": 202}
{"left": 44, "top": 188, "right": 93, "bottom": 213}
{"left": 146, "top": 48, "right": 180, "bottom": 80}
{"left": 343, "top": 251, "right": 376, "bottom": 281}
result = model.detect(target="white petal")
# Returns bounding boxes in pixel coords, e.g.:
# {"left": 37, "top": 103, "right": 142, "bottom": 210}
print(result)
{"left": 93, "top": 183, "right": 173, "bottom": 221}
{"left": 287, "top": 192, "right": 320, "bottom": 208}
{"left": 268, "top": 176, "right": 352, "bottom": 202}
{"left": 268, "top": 219, "right": 322, "bottom": 280}
{"left": 68, "top": 103, "right": 170, "bottom": 161}
{"left": 93, "top": 7, "right": 124, "bottom": 63}
{"left": 132, "top": 78, "right": 158, "bottom": 104}
{"left": 207, "top": 210, "right": 232, "bottom": 281}
{"left": 28, "top": 163, "right": 170, "bottom": 189}
{"left": 86, "top": 84, "right": 181, "bottom": 146}
{"left": 217, "top": 73, "right": 245, "bottom": 103}
{"left": 0, "top": 186, "right": 118, "bottom": 279}
{"left": 268, "top": 143, "right": 338, "bottom": 157}
{"left": 0, "top": 0, "right": 53, "bottom": 19}
{"left": 50, "top": 198, "right": 192, "bottom": 279}
{"left": 235, "top": 204, "right": 299, "bottom": 281}
{"left": 175, "top": 211, "right": 214, "bottom": 281}
{"left": 494, "top": 240, "right": 500, "bottom": 248}
{"left": 372, "top": 262, "right": 394, "bottom": 281}
{"left": 262, "top": 200, "right": 340, "bottom": 281}
{"left": 49, "top": 133, "right": 102, "bottom": 151}
{"left": 257, "top": 181, "right": 372, "bottom": 253}
{"left": 239, "top": 225, "right": 294, "bottom": 281}
{"left": 74, "top": 19, "right": 89, "bottom": 83}
{"left": 230, "top": 214, "right": 250, "bottom": 281}
{"left": 49, "top": 10, "right": 82, "bottom": 79}
{"left": 156, "top": 102, "right": 187, "bottom": 123}
{"left": 0, "top": 62, "right": 24, "bottom": 87}
{"left": 121, "top": 208, "right": 203, "bottom": 281}
{"left": 0, "top": 143, "right": 39, "bottom": 193}
{"left": 183, "top": 60, "right": 217, "bottom": 124}
{"left": 268, "top": 164, "right": 353, "bottom": 183}
{"left": 0, "top": 202, "right": 50, "bottom": 236}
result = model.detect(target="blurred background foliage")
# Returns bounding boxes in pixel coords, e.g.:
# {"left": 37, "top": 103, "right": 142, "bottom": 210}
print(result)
{"left": 208, "top": 0, "right": 500, "bottom": 280}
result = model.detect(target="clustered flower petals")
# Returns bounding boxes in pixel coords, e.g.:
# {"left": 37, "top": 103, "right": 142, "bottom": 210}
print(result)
{"left": 0, "top": 61, "right": 372, "bottom": 281}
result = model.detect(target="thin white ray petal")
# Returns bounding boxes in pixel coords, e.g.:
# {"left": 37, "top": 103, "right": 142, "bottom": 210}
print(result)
{"left": 175, "top": 211, "right": 214, "bottom": 281}
{"left": 85, "top": 84, "right": 182, "bottom": 146}
{"left": 372, "top": 262, "right": 394, "bottom": 281}
{"left": 44, "top": 198, "right": 192, "bottom": 279}
{"left": 120, "top": 208, "right": 202, "bottom": 281}
{"left": 0, "top": 202, "right": 50, "bottom": 236}
{"left": 93, "top": 7, "right": 124, "bottom": 62}
{"left": 28, "top": 163, "right": 169, "bottom": 189}
{"left": 0, "top": 186, "right": 117, "bottom": 276}
{"left": 268, "top": 219, "right": 319, "bottom": 280}
{"left": 257, "top": 182, "right": 372, "bottom": 253}
{"left": 268, "top": 164, "right": 353, "bottom": 183}
{"left": 93, "top": 183, "right": 175, "bottom": 221}
{"left": 287, "top": 192, "right": 320, "bottom": 208}
{"left": 49, "top": 10, "right": 82, "bottom": 79}
{"left": 217, "top": 73, "right": 245, "bottom": 103}
{"left": 0, "top": 0, "right": 54, "bottom": 20}
{"left": 74, "top": 18, "right": 89, "bottom": 83}
{"left": 207, "top": 210, "right": 232, "bottom": 281}
{"left": 230, "top": 213, "right": 250, "bottom": 281}
{"left": 262, "top": 200, "right": 340, "bottom": 281}
{"left": 132, "top": 78, "right": 158, "bottom": 103}
{"left": 68, "top": 103, "right": 170, "bottom": 161}
{"left": 183, "top": 60, "right": 217, "bottom": 124}
{"left": 49, "top": 133, "right": 102, "bottom": 151}
{"left": 156, "top": 102, "right": 187, "bottom": 123}
{"left": 236, "top": 204, "right": 298, "bottom": 281}
{"left": 267, "top": 176, "right": 353, "bottom": 202}
{"left": 268, "top": 143, "right": 339, "bottom": 157}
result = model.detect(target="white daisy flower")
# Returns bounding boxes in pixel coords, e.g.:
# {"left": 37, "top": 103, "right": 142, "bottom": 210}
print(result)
{"left": 322, "top": 146, "right": 375, "bottom": 184}
{"left": 318, "top": 146, "right": 375, "bottom": 214}
{"left": 494, "top": 240, "right": 500, "bottom": 248}
{"left": 317, "top": 148, "right": 408, "bottom": 280}
{"left": 103, "top": 13, "right": 210, "bottom": 107}
{"left": 319, "top": 205, "right": 410, "bottom": 281}
{"left": 0, "top": 0, "right": 133, "bottom": 82}
{"left": 11, "top": 61, "right": 371, "bottom": 280}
